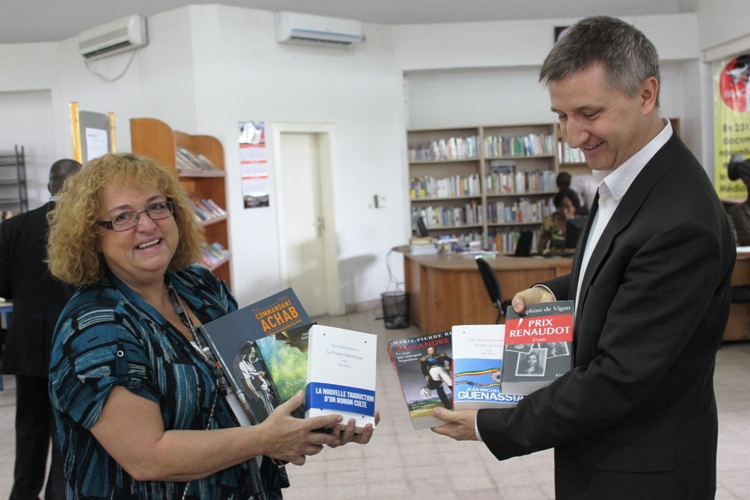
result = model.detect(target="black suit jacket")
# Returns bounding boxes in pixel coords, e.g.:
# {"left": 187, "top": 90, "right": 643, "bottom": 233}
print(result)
{"left": 477, "top": 133, "right": 735, "bottom": 499}
{"left": 0, "top": 202, "right": 75, "bottom": 377}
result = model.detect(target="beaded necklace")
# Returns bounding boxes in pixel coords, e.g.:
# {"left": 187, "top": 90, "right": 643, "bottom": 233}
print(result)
{"left": 166, "top": 281, "right": 220, "bottom": 499}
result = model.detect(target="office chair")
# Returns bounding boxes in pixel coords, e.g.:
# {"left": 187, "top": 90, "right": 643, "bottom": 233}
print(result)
{"left": 514, "top": 230, "right": 533, "bottom": 257}
{"left": 475, "top": 256, "right": 513, "bottom": 323}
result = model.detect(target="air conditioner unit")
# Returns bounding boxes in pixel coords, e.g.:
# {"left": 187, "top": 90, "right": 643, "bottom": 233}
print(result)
{"left": 276, "top": 12, "right": 363, "bottom": 47}
{"left": 78, "top": 15, "right": 148, "bottom": 59}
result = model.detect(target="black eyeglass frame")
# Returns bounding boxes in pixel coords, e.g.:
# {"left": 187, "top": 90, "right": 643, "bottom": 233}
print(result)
{"left": 97, "top": 200, "right": 176, "bottom": 232}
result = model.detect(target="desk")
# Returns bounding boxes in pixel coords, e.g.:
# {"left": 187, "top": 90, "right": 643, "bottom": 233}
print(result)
{"left": 725, "top": 252, "right": 750, "bottom": 341}
{"left": 403, "top": 253, "right": 572, "bottom": 334}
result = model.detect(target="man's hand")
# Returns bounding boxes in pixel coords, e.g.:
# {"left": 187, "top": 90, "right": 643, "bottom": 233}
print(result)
{"left": 430, "top": 407, "right": 479, "bottom": 441}
{"left": 511, "top": 286, "right": 555, "bottom": 315}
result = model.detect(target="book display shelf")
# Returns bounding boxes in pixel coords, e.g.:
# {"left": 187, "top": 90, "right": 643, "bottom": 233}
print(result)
{"left": 408, "top": 124, "right": 558, "bottom": 254}
{"left": 130, "top": 118, "right": 232, "bottom": 289}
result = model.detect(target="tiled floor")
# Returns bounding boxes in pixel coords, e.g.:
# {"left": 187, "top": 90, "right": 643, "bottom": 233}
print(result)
{"left": 1, "top": 310, "right": 749, "bottom": 499}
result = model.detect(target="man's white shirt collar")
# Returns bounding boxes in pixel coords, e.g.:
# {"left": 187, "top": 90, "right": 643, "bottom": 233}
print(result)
{"left": 592, "top": 119, "right": 673, "bottom": 202}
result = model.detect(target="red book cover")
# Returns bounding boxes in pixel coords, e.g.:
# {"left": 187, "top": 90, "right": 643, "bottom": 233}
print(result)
{"left": 501, "top": 300, "right": 574, "bottom": 396}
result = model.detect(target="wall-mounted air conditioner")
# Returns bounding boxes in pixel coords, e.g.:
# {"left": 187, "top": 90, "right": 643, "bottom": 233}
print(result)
{"left": 275, "top": 11, "right": 363, "bottom": 47}
{"left": 78, "top": 15, "right": 148, "bottom": 59}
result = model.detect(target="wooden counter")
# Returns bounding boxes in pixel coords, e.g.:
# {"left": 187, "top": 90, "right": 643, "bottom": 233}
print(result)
{"left": 404, "top": 251, "right": 749, "bottom": 341}
{"left": 725, "top": 252, "right": 750, "bottom": 341}
{"left": 403, "top": 253, "right": 572, "bottom": 334}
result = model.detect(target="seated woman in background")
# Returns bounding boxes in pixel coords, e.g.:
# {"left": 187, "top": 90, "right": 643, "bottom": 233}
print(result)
{"left": 46, "top": 153, "right": 377, "bottom": 499}
{"left": 539, "top": 188, "right": 582, "bottom": 254}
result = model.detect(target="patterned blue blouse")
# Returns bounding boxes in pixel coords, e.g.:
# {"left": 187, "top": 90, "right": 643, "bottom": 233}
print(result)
{"left": 48, "top": 265, "right": 288, "bottom": 499}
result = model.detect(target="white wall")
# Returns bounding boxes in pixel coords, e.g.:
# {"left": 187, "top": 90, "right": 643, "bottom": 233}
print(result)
{"left": 696, "top": 0, "right": 750, "bottom": 52}
{"left": 185, "top": 6, "right": 407, "bottom": 307}
{"left": 0, "top": 90, "right": 54, "bottom": 208}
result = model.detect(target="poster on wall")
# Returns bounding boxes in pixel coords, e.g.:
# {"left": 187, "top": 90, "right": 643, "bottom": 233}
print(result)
{"left": 239, "top": 121, "right": 270, "bottom": 209}
{"left": 714, "top": 54, "right": 750, "bottom": 200}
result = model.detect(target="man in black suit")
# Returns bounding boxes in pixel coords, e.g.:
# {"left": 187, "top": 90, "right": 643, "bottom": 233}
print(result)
{"left": 432, "top": 16, "right": 734, "bottom": 499}
{"left": 0, "top": 158, "right": 81, "bottom": 500}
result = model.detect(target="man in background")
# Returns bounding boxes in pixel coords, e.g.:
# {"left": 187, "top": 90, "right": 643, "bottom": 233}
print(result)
{"left": 432, "top": 16, "right": 734, "bottom": 498}
{"left": 0, "top": 159, "right": 81, "bottom": 500}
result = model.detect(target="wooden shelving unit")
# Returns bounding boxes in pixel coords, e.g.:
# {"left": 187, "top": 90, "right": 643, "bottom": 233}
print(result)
{"left": 130, "top": 118, "right": 232, "bottom": 289}
{"left": 407, "top": 124, "right": 558, "bottom": 254}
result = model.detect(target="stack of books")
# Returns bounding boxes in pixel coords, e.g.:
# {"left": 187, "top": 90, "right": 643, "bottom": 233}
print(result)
{"left": 201, "top": 242, "right": 230, "bottom": 268}
{"left": 409, "top": 236, "right": 437, "bottom": 255}
{"left": 191, "top": 197, "right": 227, "bottom": 223}
{"left": 176, "top": 147, "right": 221, "bottom": 172}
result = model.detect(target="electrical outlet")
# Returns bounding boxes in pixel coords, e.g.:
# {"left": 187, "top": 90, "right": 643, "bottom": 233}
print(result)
{"left": 375, "top": 194, "right": 387, "bottom": 208}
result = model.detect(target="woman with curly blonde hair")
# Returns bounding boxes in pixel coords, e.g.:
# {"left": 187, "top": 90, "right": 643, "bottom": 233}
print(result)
{"left": 46, "top": 153, "right": 372, "bottom": 499}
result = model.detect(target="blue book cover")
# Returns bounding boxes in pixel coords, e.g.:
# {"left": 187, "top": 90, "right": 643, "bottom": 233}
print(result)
{"left": 452, "top": 324, "right": 522, "bottom": 409}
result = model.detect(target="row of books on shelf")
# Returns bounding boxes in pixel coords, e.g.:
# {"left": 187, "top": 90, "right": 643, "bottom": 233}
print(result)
{"left": 201, "top": 242, "right": 230, "bottom": 268}
{"left": 410, "top": 174, "right": 481, "bottom": 199}
{"left": 200, "top": 288, "right": 377, "bottom": 434}
{"left": 486, "top": 197, "right": 555, "bottom": 225}
{"left": 387, "top": 300, "right": 574, "bottom": 429}
{"left": 484, "top": 133, "right": 555, "bottom": 158}
{"left": 408, "top": 136, "right": 479, "bottom": 162}
{"left": 412, "top": 203, "right": 483, "bottom": 229}
{"left": 176, "top": 147, "right": 221, "bottom": 172}
{"left": 192, "top": 197, "right": 227, "bottom": 222}
{"left": 488, "top": 228, "right": 541, "bottom": 255}
{"left": 485, "top": 168, "right": 557, "bottom": 195}
{"left": 558, "top": 140, "right": 585, "bottom": 163}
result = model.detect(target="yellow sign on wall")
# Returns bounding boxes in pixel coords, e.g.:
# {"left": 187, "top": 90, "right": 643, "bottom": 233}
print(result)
{"left": 714, "top": 55, "right": 750, "bottom": 200}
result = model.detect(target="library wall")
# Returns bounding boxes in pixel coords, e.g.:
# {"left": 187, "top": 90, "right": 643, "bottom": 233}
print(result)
{"left": 405, "top": 60, "right": 701, "bottom": 164}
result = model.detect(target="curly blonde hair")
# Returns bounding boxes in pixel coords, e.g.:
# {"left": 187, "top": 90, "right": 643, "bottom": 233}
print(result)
{"left": 47, "top": 153, "right": 205, "bottom": 286}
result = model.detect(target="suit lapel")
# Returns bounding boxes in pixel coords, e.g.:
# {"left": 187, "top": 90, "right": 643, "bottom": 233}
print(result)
{"left": 574, "top": 133, "right": 684, "bottom": 315}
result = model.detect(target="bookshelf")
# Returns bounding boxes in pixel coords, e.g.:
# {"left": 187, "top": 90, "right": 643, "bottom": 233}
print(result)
{"left": 408, "top": 124, "right": 558, "bottom": 254}
{"left": 130, "top": 118, "right": 232, "bottom": 289}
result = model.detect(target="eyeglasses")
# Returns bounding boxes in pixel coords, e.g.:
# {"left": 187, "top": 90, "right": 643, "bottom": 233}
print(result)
{"left": 97, "top": 200, "right": 175, "bottom": 232}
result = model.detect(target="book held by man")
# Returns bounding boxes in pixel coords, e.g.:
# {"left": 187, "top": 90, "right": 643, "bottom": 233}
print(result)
{"left": 388, "top": 330, "right": 453, "bottom": 430}
{"left": 501, "top": 300, "right": 574, "bottom": 396}
{"left": 305, "top": 325, "right": 377, "bottom": 433}
{"left": 451, "top": 324, "right": 523, "bottom": 410}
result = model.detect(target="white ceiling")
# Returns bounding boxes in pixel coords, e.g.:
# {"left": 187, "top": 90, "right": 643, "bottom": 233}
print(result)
{"left": 2, "top": 0, "right": 698, "bottom": 45}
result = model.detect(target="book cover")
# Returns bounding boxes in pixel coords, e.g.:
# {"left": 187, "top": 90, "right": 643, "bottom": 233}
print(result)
{"left": 501, "top": 300, "right": 574, "bottom": 396}
{"left": 253, "top": 322, "right": 312, "bottom": 420}
{"left": 305, "top": 325, "right": 377, "bottom": 433}
{"left": 451, "top": 324, "right": 523, "bottom": 410}
{"left": 201, "top": 288, "right": 312, "bottom": 425}
{"left": 387, "top": 330, "right": 453, "bottom": 430}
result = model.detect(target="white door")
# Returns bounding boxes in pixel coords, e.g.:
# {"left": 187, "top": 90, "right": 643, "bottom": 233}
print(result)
{"left": 279, "top": 132, "right": 328, "bottom": 316}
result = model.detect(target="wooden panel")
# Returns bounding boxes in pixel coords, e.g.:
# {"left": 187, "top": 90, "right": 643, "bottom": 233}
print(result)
{"left": 725, "top": 253, "right": 750, "bottom": 341}
{"left": 130, "top": 118, "right": 178, "bottom": 172}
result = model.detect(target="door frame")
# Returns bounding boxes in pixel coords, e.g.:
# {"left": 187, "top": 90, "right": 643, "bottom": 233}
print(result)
{"left": 271, "top": 122, "right": 344, "bottom": 316}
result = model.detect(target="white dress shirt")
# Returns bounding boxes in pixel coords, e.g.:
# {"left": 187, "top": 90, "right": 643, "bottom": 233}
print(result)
{"left": 575, "top": 119, "right": 672, "bottom": 304}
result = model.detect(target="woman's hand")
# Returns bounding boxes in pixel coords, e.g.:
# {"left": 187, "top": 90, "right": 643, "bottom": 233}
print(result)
{"left": 258, "top": 391, "right": 343, "bottom": 465}
{"left": 326, "top": 411, "right": 380, "bottom": 448}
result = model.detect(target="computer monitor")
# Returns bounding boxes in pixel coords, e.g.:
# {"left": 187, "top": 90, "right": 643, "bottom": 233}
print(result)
{"left": 416, "top": 216, "right": 429, "bottom": 238}
{"left": 564, "top": 217, "right": 587, "bottom": 250}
